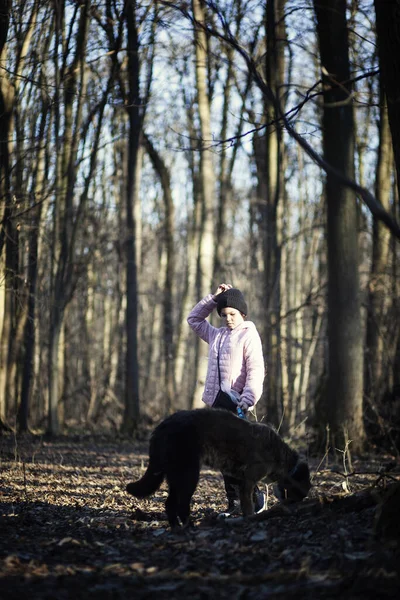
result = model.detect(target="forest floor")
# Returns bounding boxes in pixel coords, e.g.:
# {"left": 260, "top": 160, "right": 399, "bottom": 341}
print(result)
{"left": 0, "top": 428, "right": 399, "bottom": 599}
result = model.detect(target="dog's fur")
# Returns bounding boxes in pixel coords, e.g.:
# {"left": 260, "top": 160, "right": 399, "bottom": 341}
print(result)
{"left": 126, "top": 409, "right": 311, "bottom": 527}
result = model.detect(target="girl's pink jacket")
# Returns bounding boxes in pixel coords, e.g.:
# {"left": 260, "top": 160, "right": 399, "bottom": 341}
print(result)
{"left": 187, "top": 294, "right": 265, "bottom": 409}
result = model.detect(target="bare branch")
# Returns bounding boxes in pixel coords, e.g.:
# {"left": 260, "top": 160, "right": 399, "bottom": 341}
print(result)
{"left": 160, "top": 0, "right": 400, "bottom": 240}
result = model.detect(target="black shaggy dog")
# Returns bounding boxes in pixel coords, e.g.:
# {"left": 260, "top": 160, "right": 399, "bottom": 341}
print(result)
{"left": 126, "top": 409, "right": 311, "bottom": 528}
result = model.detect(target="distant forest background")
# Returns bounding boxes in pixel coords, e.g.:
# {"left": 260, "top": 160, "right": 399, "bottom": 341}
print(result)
{"left": 0, "top": 0, "right": 399, "bottom": 455}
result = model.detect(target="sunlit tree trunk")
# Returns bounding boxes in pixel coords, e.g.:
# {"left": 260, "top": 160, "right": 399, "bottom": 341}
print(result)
{"left": 48, "top": 1, "right": 91, "bottom": 434}
{"left": 191, "top": 0, "right": 216, "bottom": 408}
{"left": 17, "top": 88, "right": 50, "bottom": 432}
{"left": 213, "top": 5, "right": 248, "bottom": 283}
{"left": 0, "top": 63, "right": 14, "bottom": 427}
{"left": 279, "top": 192, "right": 290, "bottom": 430}
{"left": 174, "top": 194, "right": 200, "bottom": 406}
{"left": 174, "top": 82, "right": 201, "bottom": 405}
{"left": 86, "top": 262, "right": 99, "bottom": 424}
{"left": 365, "top": 88, "right": 393, "bottom": 407}
{"left": 313, "top": 0, "right": 365, "bottom": 453}
{"left": 290, "top": 148, "right": 307, "bottom": 429}
{"left": 144, "top": 134, "right": 176, "bottom": 413}
{"left": 142, "top": 247, "right": 164, "bottom": 405}
{"left": 0, "top": 0, "right": 37, "bottom": 428}
{"left": 48, "top": 0, "right": 110, "bottom": 434}
{"left": 0, "top": 250, "right": 4, "bottom": 424}
{"left": 256, "top": 0, "right": 287, "bottom": 426}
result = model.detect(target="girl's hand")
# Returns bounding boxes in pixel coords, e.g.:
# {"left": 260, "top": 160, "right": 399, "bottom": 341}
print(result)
{"left": 214, "top": 283, "right": 232, "bottom": 297}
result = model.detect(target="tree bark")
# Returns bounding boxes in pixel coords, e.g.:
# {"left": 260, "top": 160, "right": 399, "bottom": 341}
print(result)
{"left": 121, "top": 0, "right": 142, "bottom": 434}
{"left": 374, "top": 0, "right": 400, "bottom": 204}
{"left": 255, "top": 0, "right": 286, "bottom": 425}
{"left": 191, "top": 0, "right": 216, "bottom": 409}
{"left": 313, "top": 0, "right": 365, "bottom": 453}
{"left": 0, "top": 0, "right": 14, "bottom": 426}
{"left": 144, "top": 134, "right": 176, "bottom": 413}
{"left": 365, "top": 86, "right": 393, "bottom": 408}
{"left": 47, "top": 0, "right": 107, "bottom": 434}
{"left": 17, "top": 88, "right": 50, "bottom": 432}
{"left": 0, "top": 0, "right": 38, "bottom": 427}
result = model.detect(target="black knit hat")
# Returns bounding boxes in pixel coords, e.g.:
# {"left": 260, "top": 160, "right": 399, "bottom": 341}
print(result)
{"left": 217, "top": 288, "right": 248, "bottom": 316}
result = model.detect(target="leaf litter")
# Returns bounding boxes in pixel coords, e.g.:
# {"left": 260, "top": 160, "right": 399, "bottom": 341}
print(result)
{"left": 0, "top": 433, "right": 399, "bottom": 599}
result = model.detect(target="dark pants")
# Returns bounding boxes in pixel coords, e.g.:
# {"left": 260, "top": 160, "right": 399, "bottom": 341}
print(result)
{"left": 211, "top": 402, "right": 264, "bottom": 510}
{"left": 224, "top": 474, "right": 264, "bottom": 510}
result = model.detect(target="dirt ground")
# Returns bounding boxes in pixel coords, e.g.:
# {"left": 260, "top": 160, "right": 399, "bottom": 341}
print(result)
{"left": 0, "top": 430, "right": 399, "bottom": 599}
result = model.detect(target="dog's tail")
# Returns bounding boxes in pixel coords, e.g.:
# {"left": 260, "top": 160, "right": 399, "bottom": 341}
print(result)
{"left": 126, "top": 464, "right": 164, "bottom": 498}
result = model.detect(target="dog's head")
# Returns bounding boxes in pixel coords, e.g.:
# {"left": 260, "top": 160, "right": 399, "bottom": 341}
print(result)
{"left": 274, "top": 461, "right": 311, "bottom": 503}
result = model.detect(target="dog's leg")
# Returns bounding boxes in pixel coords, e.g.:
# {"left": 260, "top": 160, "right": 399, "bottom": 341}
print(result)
{"left": 165, "top": 487, "right": 180, "bottom": 528}
{"left": 165, "top": 462, "right": 199, "bottom": 528}
{"left": 176, "top": 465, "right": 200, "bottom": 527}
{"left": 238, "top": 481, "right": 255, "bottom": 516}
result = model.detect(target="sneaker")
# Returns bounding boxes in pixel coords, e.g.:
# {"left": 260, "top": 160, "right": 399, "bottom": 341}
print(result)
{"left": 217, "top": 499, "right": 241, "bottom": 518}
{"left": 226, "top": 499, "right": 241, "bottom": 515}
{"left": 254, "top": 491, "right": 267, "bottom": 514}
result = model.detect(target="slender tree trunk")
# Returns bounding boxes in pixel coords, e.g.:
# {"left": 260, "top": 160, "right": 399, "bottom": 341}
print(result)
{"left": 279, "top": 194, "right": 290, "bottom": 430}
{"left": 18, "top": 97, "right": 49, "bottom": 432}
{"left": 47, "top": 0, "right": 92, "bottom": 434}
{"left": 313, "top": 0, "right": 365, "bottom": 453}
{"left": 122, "top": 0, "right": 142, "bottom": 434}
{"left": 174, "top": 203, "right": 199, "bottom": 404}
{"left": 191, "top": 0, "right": 216, "bottom": 408}
{"left": 48, "top": 304, "right": 63, "bottom": 434}
{"left": 291, "top": 147, "right": 307, "bottom": 423}
{"left": 365, "top": 87, "right": 393, "bottom": 407}
{"left": 374, "top": 0, "right": 400, "bottom": 203}
{"left": 299, "top": 307, "right": 324, "bottom": 418}
{"left": 144, "top": 134, "right": 176, "bottom": 413}
{"left": 86, "top": 262, "right": 100, "bottom": 424}
{"left": 142, "top": 247, "right": 164, "bottom": 404}
{"left": 256, "top": 0, "right": 286, "bottom": 425}
{"left": 0, "top": 0, "right": 14, "bottom": 427}
{"left": 6, "top": 3, "right": 40, "bottom": 416}
{"left": 174, "top": 89, "right": 201, "bottom": 405}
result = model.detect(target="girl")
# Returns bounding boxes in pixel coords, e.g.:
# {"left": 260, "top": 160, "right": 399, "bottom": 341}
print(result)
{"left": 187, "top": 283, "right": 266, "bottom": 514}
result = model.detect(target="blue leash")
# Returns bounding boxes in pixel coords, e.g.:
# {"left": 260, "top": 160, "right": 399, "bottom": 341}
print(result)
{"left": 237, "top": 406, "right": 245, "bottom": 418}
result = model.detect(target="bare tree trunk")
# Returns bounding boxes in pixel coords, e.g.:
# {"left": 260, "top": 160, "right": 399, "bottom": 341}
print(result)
{"left": 374, "top": 0, "right": 400, "bottom": 203}
{"left": 103, "top": 133, "right": 126, "bottom": 409}
{"left": 213, "top": 6, "right": 247, "bottom": 282}
{"left": 5, "top": 2, "right": 40, "bottom": 415}
{"left": 313, "top": 0, "right": 365, "bottom": 453}
{"left": 279, "top": 194, "right": 290, "bottom": 430}
{"left": 48, "top": 304, "right": 63, "bottom": 434}
{"left": 142, "top": 247, "right": 164, "bottom": 405}
{"left": 0, "top": 250, "right": 4, "bottom": 421}
{"left": 47, "top": 0, "right": 110, "bottom": 434}
{"left": 174, "top": 206, "right": 199, "bottom": 404}
{"left": 365, "top": 86, "right": 393, "bottom": 407}
{"left": 86, "top": 262, "right": 99, "bottom": 424}
{"left": 174, "top": 87, "right": 201, "bottom": 405}
{"left": 291, "top": 147, "right": 307, "bottom": 425}
{"left": 0, "top": 0, "right": 15, "bottom": 428}
{"left": 191, "top": 0, "right": 216, "bottom": 408}
{"left": 121, "top": 0, "right": 142, "bottom": 434}
{"left": 48, "top": 1, "right": 91, "bottom": 434}
{"left": 144, "top": 134, "right": 176, "bottom": 413}
{"left": 257, "top": 0, "right": 287, "bottom": 426}
{"left": 18, "top": 93, "right": 50, "bottom": 432}
{"left": 299, "top": 307, "right": 324, "bottom": 422}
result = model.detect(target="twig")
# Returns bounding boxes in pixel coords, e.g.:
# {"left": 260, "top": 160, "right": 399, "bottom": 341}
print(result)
{"left": 311, "top": 449, "right": 330, "bottom": 483}
{"left": 22, "top": 462, "right": 28, "bottom": 501}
